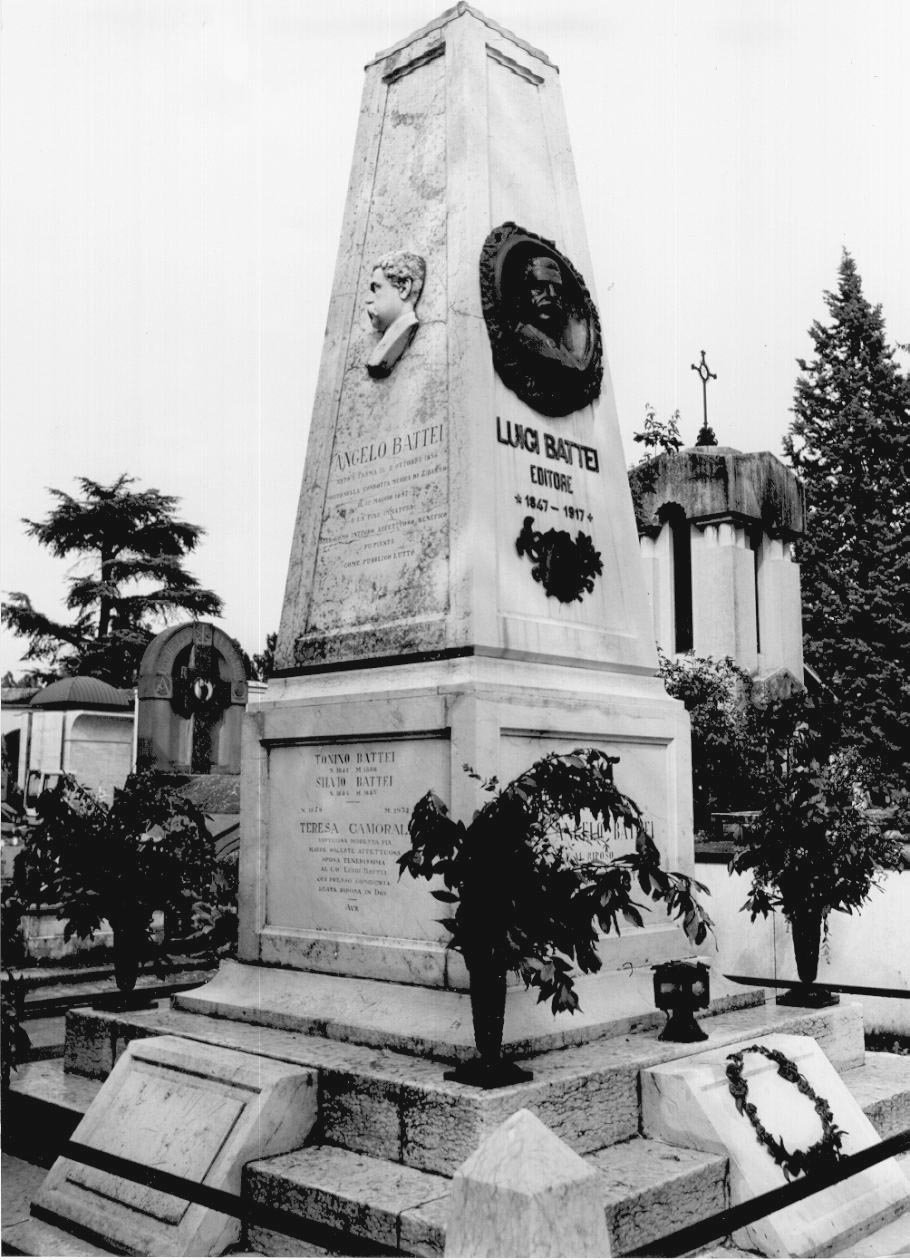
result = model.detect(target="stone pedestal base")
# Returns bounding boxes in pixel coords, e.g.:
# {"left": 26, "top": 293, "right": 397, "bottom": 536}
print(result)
{"left": 241, "top": 655, "right": 696, "bottom": 988}
{"left": 174, "top": 959, "right": 760, "bottom": 1063}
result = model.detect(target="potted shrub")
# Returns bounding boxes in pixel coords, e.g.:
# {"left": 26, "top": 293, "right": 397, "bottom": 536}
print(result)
{"left": 14, "top": 771, "right": 213, "bottom": 1001}
{"left": 399, "top": 748, "right": 713, "bottom": 1086}
{"left": 1, "top": 970, "right": 31, "bottom": 1092}
{"left": 730, "top": 721, "right": 902, "bottom": 1006}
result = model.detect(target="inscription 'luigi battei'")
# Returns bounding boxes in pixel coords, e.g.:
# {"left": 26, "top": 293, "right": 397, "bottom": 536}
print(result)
{"left": 496, "top": 415, "right": 600, "bottom": 495}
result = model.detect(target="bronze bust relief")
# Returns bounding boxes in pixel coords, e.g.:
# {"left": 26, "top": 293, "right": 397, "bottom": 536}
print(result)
{"left": 480, "top": 222, "right": 603, "bottom": 417}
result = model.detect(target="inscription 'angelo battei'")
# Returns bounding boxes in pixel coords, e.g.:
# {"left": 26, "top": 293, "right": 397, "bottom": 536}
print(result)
{"left": 480, "top": 221, "right": 603, "bottom": 417}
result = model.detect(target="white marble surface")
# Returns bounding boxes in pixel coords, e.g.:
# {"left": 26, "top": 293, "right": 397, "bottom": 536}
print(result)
{"left": 445, "top": 1108, "right": 611, "bottom": 1257}
{"left": 33, "top": 1034, "right": 317, "bottom": 1256}
{"left": 276, "top": 4, "right": 655, "bottom": 675}
{"left": 174, "top": 958, "right": 759, "bottom": 1064}
{"left": 642, "top": 1033, "right": 910, "bottom": 1257}
{"left": 240, "top": 653, "right": 696, "bottom": 983}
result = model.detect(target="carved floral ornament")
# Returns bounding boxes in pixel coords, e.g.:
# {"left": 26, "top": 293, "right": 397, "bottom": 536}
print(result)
{"left": 725, "top": 1044, "right": 845, "bottom": 1181}
{"left": 480, "top": 222, "right": 603, "bottom": 417}
{"left": 516, "top": 515, "right": 603, "bottom": 604}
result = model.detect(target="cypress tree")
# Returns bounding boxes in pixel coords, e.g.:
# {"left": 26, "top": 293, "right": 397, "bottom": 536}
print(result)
{"left": 785, "top": 251, "right": 910, "bottom": 785}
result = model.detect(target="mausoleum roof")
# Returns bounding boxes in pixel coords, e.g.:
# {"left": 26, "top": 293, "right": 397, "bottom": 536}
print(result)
{"left": 30, "top": 675, "right": 133, "bottom": 711}
{"left": 630, "top": 447, "right": 805, "bottom": 539}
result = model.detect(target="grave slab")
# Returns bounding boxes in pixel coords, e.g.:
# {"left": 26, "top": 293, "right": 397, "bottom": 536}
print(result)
{"left": 642, "top": 1033, "right": 910, "bottom": 1257}
{"left": 30, "top": 1034, "right": 317, "bottom": 1256}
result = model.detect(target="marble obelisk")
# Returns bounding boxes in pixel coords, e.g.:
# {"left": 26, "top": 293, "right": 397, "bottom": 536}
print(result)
{"left": 240, "top": 4, "right": 694, "bottom": 988}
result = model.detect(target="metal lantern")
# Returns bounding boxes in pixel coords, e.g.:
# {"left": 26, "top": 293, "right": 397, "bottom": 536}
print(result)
{"left": 653, "top": 959, "right": 711, "bottom": 1042}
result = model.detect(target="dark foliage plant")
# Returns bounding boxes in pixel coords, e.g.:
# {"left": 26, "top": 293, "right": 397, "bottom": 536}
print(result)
{"left": 399, "top": 748, "right": 713, "bottom": 1015}
{"left": 13, "top": 772, "right": 214, "bottom": 992}
{"left": 729, "top": 719, "right": 903, "bottom": 934}
{"left": 785, "top": 251, "right": 910, "bottom": 788}
{"left": 189, "top": 852, "right": 240, "bottom": 958}
{"left": 656, "top": 650, "right": 832, "bottom": 835}
{"left": 2, "top": 474, "right": 223, "bottom": 686}
{"left": 1, "top": 970, "right": 31, "bottom": 1090}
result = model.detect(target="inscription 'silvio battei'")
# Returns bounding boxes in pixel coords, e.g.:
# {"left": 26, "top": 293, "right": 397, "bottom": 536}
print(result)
{"left": 277, "top": 738, "right": 450, "bottom": 940}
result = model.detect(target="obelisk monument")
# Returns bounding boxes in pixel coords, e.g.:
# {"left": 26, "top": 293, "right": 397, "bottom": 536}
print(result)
{"left": 238, "top": 3, "right": 693, "bottom": 992}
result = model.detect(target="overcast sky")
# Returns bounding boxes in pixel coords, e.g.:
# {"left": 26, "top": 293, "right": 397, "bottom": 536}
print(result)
{"left": 2, "top": 0, "right": 908, "bottom": 678}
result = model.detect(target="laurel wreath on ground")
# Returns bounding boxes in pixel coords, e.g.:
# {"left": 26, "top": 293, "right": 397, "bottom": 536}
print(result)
{"left": 725, "top": 1044, "right": 846, "bottom": 1181}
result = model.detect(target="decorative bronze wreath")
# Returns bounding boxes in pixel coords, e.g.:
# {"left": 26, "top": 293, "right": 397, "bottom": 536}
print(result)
{"left": 515, "top": 515, "right": 603, "bottom": 603}
{"left": 480, "top": 222, "right": 603, "bottom": 417}
{"left": 725, "top": 1044, "right": 846, "bottom": 1181}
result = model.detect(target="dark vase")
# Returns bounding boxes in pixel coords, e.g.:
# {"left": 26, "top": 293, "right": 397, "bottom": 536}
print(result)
{"left": 112, "top": 921, "right": 140, "bottom": 994}
{"left": 792, "top": 909, "right": 822, "bottom": 984}
{"left": 778, "top": 908, "right": 839, "bottom": 1008}
{"left": 468, "top": 957, "right": 508, "bottom": 1066}
{"left": 444, "top": 945, "right": 533, "bottom": 1088}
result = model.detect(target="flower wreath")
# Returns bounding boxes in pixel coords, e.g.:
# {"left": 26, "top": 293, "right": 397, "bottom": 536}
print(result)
{"left": 725, "top": 1044, "right": 846, "bottom": 1181}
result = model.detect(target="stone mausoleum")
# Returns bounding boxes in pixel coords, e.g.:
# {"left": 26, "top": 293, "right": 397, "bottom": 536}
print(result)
{"left": 632, "top": 440, "right": 805, "bottom": 684}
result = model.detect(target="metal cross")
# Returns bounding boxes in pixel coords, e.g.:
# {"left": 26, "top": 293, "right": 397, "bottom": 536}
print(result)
{"left": 690, "top": 350, "right": 717, "bottom": 436}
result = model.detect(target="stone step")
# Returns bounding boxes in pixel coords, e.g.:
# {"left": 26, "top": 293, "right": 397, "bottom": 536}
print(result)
{"left": 6, "top": 1047, "right": 908, "bottom": 1258}
{"left": 173, "top": 957, "right": 763, "bottom": 1063}
{"left": 242, "top": 1072, "right": 910, "bottom": 1260}
{"left": 1, "top": 1216, "right": 115, "bottom": 1257}
{"left": 61, "top": 995, "right": 866, "bottom": 1176}
{"left": 243, "top": 1135, "right": 728, "bottom": 1257}
{"left": 842, "top": 1052, "right": 910, "bottom": 1140}
{"left": 245, "top": 1144, "right": 449, "bottom": 1257}
{"left": 3, "top": 1061, "right": 102, "bottom": 1168}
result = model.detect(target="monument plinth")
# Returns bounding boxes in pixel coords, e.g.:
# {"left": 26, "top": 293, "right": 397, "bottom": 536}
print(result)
{"left": 230, "top": 1, "right": 695, "bottom": 993}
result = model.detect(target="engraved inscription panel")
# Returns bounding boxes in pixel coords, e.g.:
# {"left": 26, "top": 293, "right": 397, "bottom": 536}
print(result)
{"left": 301, "top": 50, "right": 448, "bottom": 647}
{"left": 267, "top": 738, "right": 450, "bottom": 940}
{"left": 500, "top": 734, "right": 669, "bottom": 865}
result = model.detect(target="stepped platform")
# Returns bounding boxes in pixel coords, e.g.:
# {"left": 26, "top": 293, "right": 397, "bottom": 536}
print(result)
{"left": 4, "top": 981, "right": 908, "bottom": 1256}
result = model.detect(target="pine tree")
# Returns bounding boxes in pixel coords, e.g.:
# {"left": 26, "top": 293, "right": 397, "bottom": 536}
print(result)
{"left": 785, "top": 251, "right": 910, "bottom": 786}
{"left": 2, "top": 475, "right": 223, "bottom": 687}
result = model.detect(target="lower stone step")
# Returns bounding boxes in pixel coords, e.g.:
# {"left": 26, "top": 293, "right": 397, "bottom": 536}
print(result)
{"left": 3, "top": 1062, "right": 102, "bottom": 1167}
{"left": 842, "top": 1052, "right": 910, "bottom": 1140}
{"left": 245, "top": 1144, "right": 449, "bottom": 1257}
{"left": 6, "top": 1048, "right": 909, "bottom": 1258}
{"left": 1, "top": 1216, "right": 114, "bottom": 1257}
{"left": 60, "top": 996, "right": 867, "bottom": 1176}
{"left": 243, "top": 1135, "right": 727, "bottom": 1257}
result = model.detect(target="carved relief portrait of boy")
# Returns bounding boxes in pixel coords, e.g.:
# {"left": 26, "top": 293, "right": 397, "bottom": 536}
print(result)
{"left": 365, "top": 250, "right": 426, "bottom": 379}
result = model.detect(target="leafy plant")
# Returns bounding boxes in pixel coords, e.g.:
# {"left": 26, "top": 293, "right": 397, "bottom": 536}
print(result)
{"left": 13, "top": 771, "right": 214, "bottom": 992}
{"left": 633, "top": 404, "right": 684, "bottom": 459}
{"left": 189, "top": 852, "right": 239, "bottom": 957}
{"left": 658, "top": 651, "right": 765, "bottom": 831}
{"left": 1, "top": 887, "right": 28, "bottom": 967}
{"left": 729, "top": 721, "right": 902, "bottom": 932}
{"left": 1, "top": 970, "right": 31, "bottom": 1090}
{"left": 399, "top": 749, "right": 713, "bottom": 1015}
{"left": 627, "top": 407, "right": 685, "bottom": 534}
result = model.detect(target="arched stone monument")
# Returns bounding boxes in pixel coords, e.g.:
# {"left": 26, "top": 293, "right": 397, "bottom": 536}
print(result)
{"left": 136, "top": 622, "right": 248, "bottom": 775}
